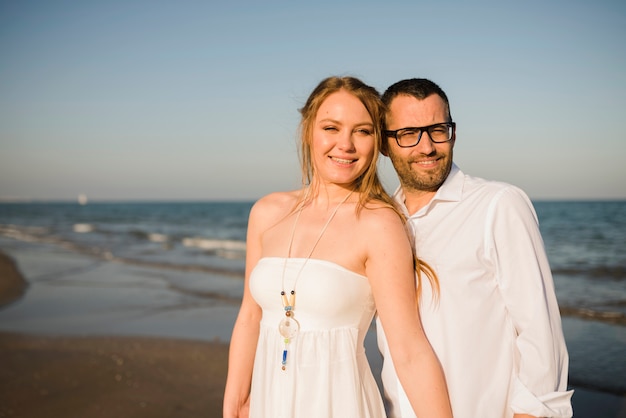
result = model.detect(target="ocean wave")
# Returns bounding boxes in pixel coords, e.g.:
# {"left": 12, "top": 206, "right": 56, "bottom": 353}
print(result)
{"left": 559, "top": 305, "right": 626, "bottom": 326}
{"left": 0, "top": 224, "right": 50, "bottom": 242}
{"left": 0, "top": 224, "right": 59, "bottom": 245}
{"left": 73, "top": 223, "right": 94, "bottom": 233}
{"left": 181, "top": 237, "right": 246, "bottom": 259}
{"left": 182, "top": 237, "right": 246, "bottom": 251}
{"left": 148, "top": 233, "right": 168, "bottom": 243}
{"left": 0, "top": 223, "right": 246, "bottom": 277}
{"left": 552, "top": 266, "right": 626, "bottom": 280}
{"left": 0, "top": 224, "right": 112, "bottom": 259}
{"left": 83, "top": 226, "right": 244, "bottom": 256}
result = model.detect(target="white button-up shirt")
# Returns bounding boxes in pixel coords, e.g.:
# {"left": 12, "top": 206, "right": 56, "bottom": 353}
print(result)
{"left": 377, "top": 164, "right": 573, "bottom": 418}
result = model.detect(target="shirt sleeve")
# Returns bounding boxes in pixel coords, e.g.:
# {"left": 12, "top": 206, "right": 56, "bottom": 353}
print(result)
{"left": 486, "top": 186, "right": 573, "bottom": 417}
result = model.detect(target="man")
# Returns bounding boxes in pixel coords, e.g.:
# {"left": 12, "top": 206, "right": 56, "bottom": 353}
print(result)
{"left": 376, "top": 78, "right": 573, "bottom": 418}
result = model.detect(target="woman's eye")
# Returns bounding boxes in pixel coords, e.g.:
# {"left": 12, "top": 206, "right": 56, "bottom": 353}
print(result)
{"left": 356, "top": 128, "right": 373, "bottom": 135}
{"left": 323, "top": 126, "right": 338, "bottom": 132}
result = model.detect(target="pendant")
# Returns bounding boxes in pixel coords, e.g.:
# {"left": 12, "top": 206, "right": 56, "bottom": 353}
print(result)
{"left": 278, "top": 316, "right": 300, "bottom": 339}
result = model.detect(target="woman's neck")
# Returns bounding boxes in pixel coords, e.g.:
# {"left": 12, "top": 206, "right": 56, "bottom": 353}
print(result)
{"left": 305, "top": 182, "right": 357, "bottom": 207}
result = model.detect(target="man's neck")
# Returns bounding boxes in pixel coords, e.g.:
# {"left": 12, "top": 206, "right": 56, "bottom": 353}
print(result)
{"left": 403, "top": 190, "right": 437, "bottom": 216}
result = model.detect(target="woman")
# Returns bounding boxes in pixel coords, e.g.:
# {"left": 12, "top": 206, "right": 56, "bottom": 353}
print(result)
{"left": 223, "top": 76, "right": 452, "bottom": 417}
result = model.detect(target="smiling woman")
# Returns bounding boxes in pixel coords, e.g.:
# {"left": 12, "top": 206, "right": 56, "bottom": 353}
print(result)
{"left": 223, "top": 76, "right": 452, "bottom": 418}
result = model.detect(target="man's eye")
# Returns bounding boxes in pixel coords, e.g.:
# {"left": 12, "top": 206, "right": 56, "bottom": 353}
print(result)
{"left": 399, "top": 129, "right": 419, "bottom": 137}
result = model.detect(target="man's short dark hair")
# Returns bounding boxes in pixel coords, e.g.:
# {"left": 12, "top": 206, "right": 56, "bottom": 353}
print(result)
{"left": 382, "top": 78, "right": 452, "bottom": 122}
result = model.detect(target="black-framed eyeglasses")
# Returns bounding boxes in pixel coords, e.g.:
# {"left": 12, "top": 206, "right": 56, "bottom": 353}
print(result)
{"left": 384, "top": 122, "right": 456, "bottom": 148}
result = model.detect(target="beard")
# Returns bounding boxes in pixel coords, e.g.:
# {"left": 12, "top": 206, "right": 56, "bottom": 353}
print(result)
{"left": 389, "top": 150, "right": 453, "bottom": 193}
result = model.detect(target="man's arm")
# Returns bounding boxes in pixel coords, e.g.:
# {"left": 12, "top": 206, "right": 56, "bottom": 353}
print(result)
{"left": 487, "top": 186, "right": 573, "bottom": 417}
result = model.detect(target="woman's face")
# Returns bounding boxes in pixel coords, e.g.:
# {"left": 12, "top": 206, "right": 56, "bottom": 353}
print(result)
{"left": 310, "top": 90, "right": 376, "bottom": 188}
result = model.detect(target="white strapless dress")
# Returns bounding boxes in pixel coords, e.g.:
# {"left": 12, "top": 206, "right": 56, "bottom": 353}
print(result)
{"left": 248, "top": 257, "right": 385, "bottom": 418}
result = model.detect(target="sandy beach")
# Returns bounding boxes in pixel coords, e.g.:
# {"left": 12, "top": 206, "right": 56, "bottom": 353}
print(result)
{"left": 0, "top": 332, "right": 228, "bottom": 418}
{"left": 0, "top": 242, "right": 624, "bottom": 418}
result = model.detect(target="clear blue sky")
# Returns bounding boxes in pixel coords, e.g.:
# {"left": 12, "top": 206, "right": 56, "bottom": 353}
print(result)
{"left": 1, "top": 0, "right": 625, "bottom": 201}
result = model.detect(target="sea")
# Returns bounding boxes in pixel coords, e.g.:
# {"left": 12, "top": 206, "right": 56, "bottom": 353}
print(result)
{"left": 0, "top": 200, "right": 625, "bottom": 397}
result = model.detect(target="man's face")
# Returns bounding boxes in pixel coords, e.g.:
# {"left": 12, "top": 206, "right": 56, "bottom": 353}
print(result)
{"left": 385, "top": 94, "right": 455, "bottom": 194}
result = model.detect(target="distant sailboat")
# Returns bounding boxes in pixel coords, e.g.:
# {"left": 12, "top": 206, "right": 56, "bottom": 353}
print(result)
{"left": 78, "top": 194, "right": 88, "bottom": 205}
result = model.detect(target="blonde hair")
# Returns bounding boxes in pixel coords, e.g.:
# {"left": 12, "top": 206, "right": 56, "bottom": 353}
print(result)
{"left": 297, "top": 75, "right": 439, "bottom": 301}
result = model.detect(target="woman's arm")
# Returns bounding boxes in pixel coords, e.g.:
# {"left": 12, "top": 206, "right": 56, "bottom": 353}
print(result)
{"left": 223, "top": 201, "right": 264, "bottom": 418}
{"left": 365, "top": 208, "right": 452, "bottom": 418}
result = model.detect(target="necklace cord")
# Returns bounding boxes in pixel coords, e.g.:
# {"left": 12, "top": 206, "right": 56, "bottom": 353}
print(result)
{"left": 281, "top": 189, "right": 354, "bottom": 293}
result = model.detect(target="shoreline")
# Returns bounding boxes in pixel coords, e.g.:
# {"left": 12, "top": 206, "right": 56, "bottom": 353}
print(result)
{"left": 0, "top": 246, "right": 625, "bottom": 417}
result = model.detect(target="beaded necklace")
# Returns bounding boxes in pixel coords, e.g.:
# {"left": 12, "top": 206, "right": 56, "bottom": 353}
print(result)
{"left": 278, "top": 189, "right": 353, "bottom": 370}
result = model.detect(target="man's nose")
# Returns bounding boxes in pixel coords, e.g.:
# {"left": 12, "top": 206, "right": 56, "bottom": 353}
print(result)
{"left": 414, "top": 131, "right": 436, "bottom": 154}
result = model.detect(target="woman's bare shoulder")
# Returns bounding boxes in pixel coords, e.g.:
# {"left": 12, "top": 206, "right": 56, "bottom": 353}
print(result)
{"left": 253, "top": 190, "right": 300, "bottom": 210}
{"left": 250, "top": 190, "right": 301, "bottom": 225}
{"left": 356, "top": 201, "right": 410, "bottom": 248}
{"left": 358, "top": 200, "right": 404, "bottom": 227}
